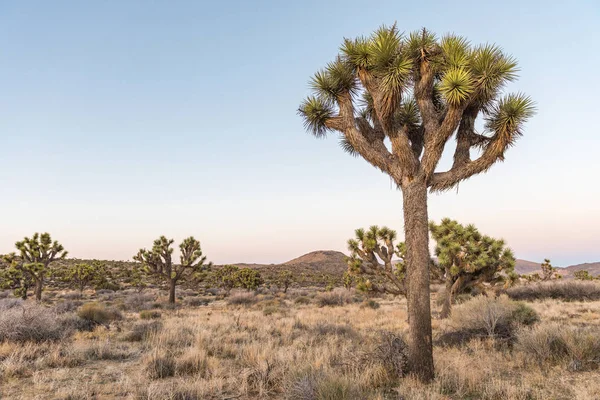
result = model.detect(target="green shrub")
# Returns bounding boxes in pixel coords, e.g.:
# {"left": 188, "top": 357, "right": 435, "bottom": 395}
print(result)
{"left": 140, "top": 310, "right": 162, "bottom": 320}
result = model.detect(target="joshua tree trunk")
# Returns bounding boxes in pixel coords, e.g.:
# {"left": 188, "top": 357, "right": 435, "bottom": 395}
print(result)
{"left": 34, "top": 278, "right": 43, "bottom": 301}
{"left": 402, "top": 179, "right": 434, "bottom": 381}
{"left": 168, "top": 279, "right": 176, "bottom": 304}
{"left": 441, "top": 278, "right": 453, "bottom": 319}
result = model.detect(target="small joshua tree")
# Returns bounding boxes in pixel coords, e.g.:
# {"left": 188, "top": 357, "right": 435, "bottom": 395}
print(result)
{"left": 62, "top": 262, "right": 102, "bottom": 293}
{"left": 211, "top": 265, "right": 240, "bottom": 295}
{"left": 0, "top": 253, "right": 34, "bottom": 300}
{"left": 15, "top": 233, "right": 68, "bottom": 301}
{"left": 429, "top": 218, "right": 515, "bottom": 318}
{"left": 574, "top": 270, "right": 594, "bottom": 281}
{"left": 237, "top": 268, "right": 263, "bottom": 291}
{"left": 276, "top": 270, "right": 293, "bottom": 293}
{"left": 134, "top": 236, "right": 211, "bottom": 304}
{"left": 540, "top": 258, "right": 561, "bottom": 281}
{"left": 347, "top": 226, "right": 406, "bottom": 295}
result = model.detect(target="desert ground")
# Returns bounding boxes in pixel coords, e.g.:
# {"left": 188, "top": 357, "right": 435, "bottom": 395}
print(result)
{"left": 1, "top": 281, "right": 600, "bottom": 400}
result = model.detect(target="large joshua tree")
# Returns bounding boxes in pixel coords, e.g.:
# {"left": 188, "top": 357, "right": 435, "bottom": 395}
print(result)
{"left": 15, "top": 233, "right": 68, "bottom": 301}
{"left": 298, "top": 26, "right": 534, "bottom": 380}
{"left": 134, "top": 236, "right": 211, "bottom": 304}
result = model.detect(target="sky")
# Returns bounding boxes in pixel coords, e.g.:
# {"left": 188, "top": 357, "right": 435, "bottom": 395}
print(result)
{"left": 1, "top": 0, "right": 599, "bottom": 266}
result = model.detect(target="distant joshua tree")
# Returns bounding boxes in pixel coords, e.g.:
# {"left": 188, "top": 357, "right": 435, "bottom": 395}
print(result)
{"left": 134, "top": 236, "right": 211, "bottom": 304}
{"left": 346, "top": 226, "right": 406, "bottom": 296}
{"left": 574, "top": 270, "right": 594, "bottom": 281}
{"left": 276, "top": 270, "right": 294, "bottom": 293}
{"left": 429, "top": 218, "right": 516, "bottom": 318}
{"left": 237, "top": 268, "right": 263, "bottom": 291}
{"left": 62, "top": 262, "right": 102, "bottom": 293}
{"left": 299, "top": 25, "right": 534, "bottom": 380}
{"left": 540, "top": 258, "right": 561, "bottom": 281}
{"left": 14, "top": 233, "right": 68, "bottom": 301}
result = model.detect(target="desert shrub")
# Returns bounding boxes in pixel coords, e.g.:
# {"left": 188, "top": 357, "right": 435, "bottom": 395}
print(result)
{"left": 439, "top": 296, "right": 538, "bottom": 345}
{"left": 0, "top": 290, "right": 10, "bottom": 299}
{"left": 140, "top": 310, "right": 162, "bottom": 320}
{"left": 82, "top": 340, "right": 132, "bottom": 360}
{"left": 315, "top": 289, "right": 353, "bottom": 307}
{"left": 361, "top": 299, "right": 380, "bottom": 309}
{"left": 55, "top": 300, "right": 82, "bottom": 314}
{"left": 123, "top": 293, "right": 155, "bottom": 311}
{"left": 94, "top": 289, "right": 115, "bottom": 295}
{"left": 0, "top": 298, "right": 24, "bottom": 310}
{"left": 0, "top": 303, "right": 71, "bottom": 342}
{"left": 59, "top": 312, "right": 97, "bottom": 332}
{"left": 227, "top": 291, "right": 258, "bottom": 306}
{"left": 145, "top": 351, "right": 176, "bottom": 379}
{"left": 176, "top": 349, "right": 210, "bottom": 377}
{"left": 313, "top": 323, "right": 356, "bottom": 338}
{"left": 517, "top": 322, "right": 600, "bottom": 371}
{"left": 284, "top": 368, "right": 364, "bottom": 400}
{"left": 294, "top": 296, "right": 311, "bottom": 305}
{"left": 185, "top": 297, "right": 209, "bottom": 307}
{"left": 368, "top": 331, "right": 409, "bottom": 378}
{"left": 123, "top": 321, "right": 162, "bottom": 342}
{"left": 62, "top": 291, "right": 83, "bottom": 300}
{"left": 77, "top": 302, "right": 122, "bottom": 326}
{"left": 506, "top": 280, "right": 600, "bottom": 301}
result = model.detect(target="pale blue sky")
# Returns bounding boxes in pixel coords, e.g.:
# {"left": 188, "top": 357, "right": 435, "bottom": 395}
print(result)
{"left": 1, "top": 0, "right": 598, "bottom": 266}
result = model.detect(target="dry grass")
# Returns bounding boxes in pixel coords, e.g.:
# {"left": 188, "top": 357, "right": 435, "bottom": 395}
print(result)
{"left": 0, "top": 288, "right": 600, "bottom": 399}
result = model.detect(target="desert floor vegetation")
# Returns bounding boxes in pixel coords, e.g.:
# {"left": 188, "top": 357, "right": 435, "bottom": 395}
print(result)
{"left": 0, "top": 286, "right": 599, "bottom": 400}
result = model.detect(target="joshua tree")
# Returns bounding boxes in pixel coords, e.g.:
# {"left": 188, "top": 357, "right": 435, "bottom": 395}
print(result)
{"left": 237, "top": 268, "right": 263, "bottom": 291}
{"left": 277, "top": 270, "right": 294, "bottom": 293}
{"left": 429, "top": 219, "right": 515, "bottom": 318}
{"left": 298, "top": 25, "right": 534, "bottom": 379}
{"left": 15, "top": 233, "right": 68, "bottom": 301}
{"left": 0, "top": 253, "right": 34, "bottom": 300}
{"left": 347, "top": 226, "right": 406, "bottom": 295}
{"left": 540, "top": 258, "right": 561, "bottom": 281}
{"left": 134, "top": 236, "right": 211, "bottom": 304}
{"left": 574, "top": 270, "right": 594, "bottom": 281}
{"left": 62, "top": 262, "right": 102, "bottom": 293}
{"left": 211, "top": 265, "right": 240, "bottom": 295}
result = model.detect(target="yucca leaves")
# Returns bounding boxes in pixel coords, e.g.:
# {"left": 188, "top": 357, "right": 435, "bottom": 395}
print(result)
{"left": 439, "top": 67, "right": 475, "bottom": 105}
{"left": 341, "top": 36, "right": 372, "bottom": 69}
{"left": 309, "top": 58, "right": 356, "bottom": 104}
{"left": 485, "top": 93, "right": 535, "bottom": 141}
{"left": 395, "top": 97, "right": 420, "bottom": 127}
{"left": 298, "top": 96, "right": 335, "bottom": 137}
{"left": 339, "top": 136, "right": 359, "bottom": 157}
{"left": 440, "top": 34, "right": 470, "bottom": 68}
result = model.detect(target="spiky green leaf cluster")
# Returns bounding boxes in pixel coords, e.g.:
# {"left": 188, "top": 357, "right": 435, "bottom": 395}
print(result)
{"left": 485, "top": 93, "right": 535, "bottom": 143}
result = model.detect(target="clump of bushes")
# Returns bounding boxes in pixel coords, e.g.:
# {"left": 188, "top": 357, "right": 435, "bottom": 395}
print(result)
{"left": 517, "top": 323, "right": 600, "bottom": 371}
{"left": 77, "top": 302, "right": 122, "bottom": 327}
{"left": 122, "top": 293, "right": 155, "bottom": 311}
{"left": 145, "top": 350, "right": 176, "bottom": 379}
{"left": 123, "top": 321, "right": 162, "bottom": 342}
{"left": 294, "top": 296, "right": 311, "bottom": 305}
{"left": 0, "top": 302, "right": 72, "bottom": 342}
{"left": 506, "top": 280, "right": 600, "bottom": 302}
{"left": 140, "top": 310, "right": 162, "bottom": 320}
{"left": 439, "top": 295, "right": 538, "bottom": 345}
{"left": 361, "top": 299, "right": 380, "bottom": 309}
{"left": 284, "top": 368, "right": 364, "bottom": 400}
{"left": 226, "top": 291, "right": 258, "bottom": 306}
{"left": 315, "top": 289, "right": 353, "bottom": 307}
